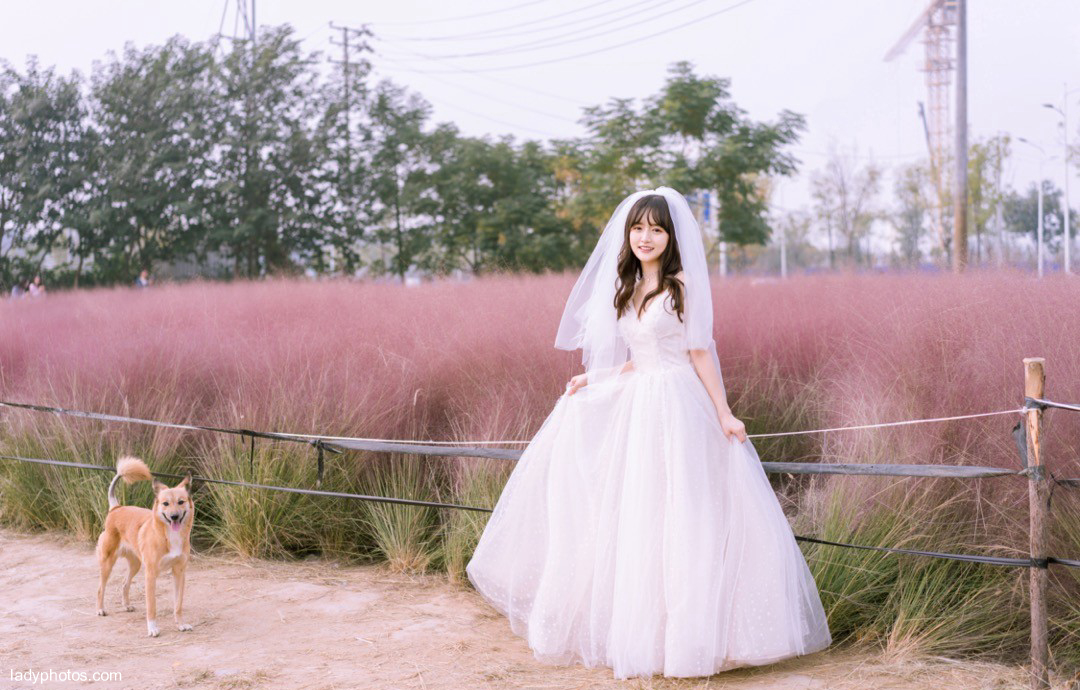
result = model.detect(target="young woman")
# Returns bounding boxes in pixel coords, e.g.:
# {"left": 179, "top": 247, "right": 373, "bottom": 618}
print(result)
{"left": 466, "top": 187, "right": 831, "bottom": 680}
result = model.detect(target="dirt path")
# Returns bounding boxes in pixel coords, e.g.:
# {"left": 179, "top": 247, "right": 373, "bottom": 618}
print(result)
{"left": 0, "top": 528, "right": 1043, "bottom": 690}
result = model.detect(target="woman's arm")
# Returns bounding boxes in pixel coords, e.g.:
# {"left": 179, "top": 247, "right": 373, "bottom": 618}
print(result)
{"left": 675, "top": 268, "right": 733, "bottom": 419}
{"left": 689, "top": 348, "right": 747, "bottom": 441}
{"left": 689, "top": 348, "right": 731, "bottom": 417}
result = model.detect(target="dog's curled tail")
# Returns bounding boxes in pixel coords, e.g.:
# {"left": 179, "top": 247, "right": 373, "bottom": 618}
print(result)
{"left": 107, "top": 455, "right": 154, "bottom": 510}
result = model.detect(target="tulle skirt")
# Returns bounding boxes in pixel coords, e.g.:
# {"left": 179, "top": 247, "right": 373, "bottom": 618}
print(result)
{"left": 465, "top": 362, "right": 832, "bottom": 679}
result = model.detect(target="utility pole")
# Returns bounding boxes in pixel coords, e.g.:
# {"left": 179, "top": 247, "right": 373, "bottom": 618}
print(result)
{"left": 1062, "top": 83, "right": 1071, "bottom": 275}
{"left": 952, "top": 0, "right": 968, "bottom": 272}
{"left": 213, "top": 0, "right": 259, "bottom": 276}
{"left": 329, "top": 22, "right": 372, "bottom": 274}
{"left": 1044, "top": 83, "right": 1080, "bottom": 274}
{"left": 779, "top": 220, "right": 788, "bottom": 279}
{"left": 243, "top": 0, "right": 257, "bottom": 276}
{"left": 996, "top": 135, "right": 1006, "bottom": 268}
{"left": 778, "top": 187, "right": 788, "bottom": 279}
{"left": 1063, "top": 84, "right": 1072, "bottom": 274}
{"left": 1037, "top": 177, "right": 1044, "bottom": 278}
{"left": 1020, "top": 138, "right": 1057, "bottom": 279}
{"left": 329, "top": 23, "right": 373, "bottom": 192}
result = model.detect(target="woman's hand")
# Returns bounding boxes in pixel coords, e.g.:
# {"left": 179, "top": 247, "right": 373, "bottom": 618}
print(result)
{"left": 565, "top": 373, "right": 588, "bottom": 396}
{"left": 718, "top": 411, "right": 747, "bottom": 442}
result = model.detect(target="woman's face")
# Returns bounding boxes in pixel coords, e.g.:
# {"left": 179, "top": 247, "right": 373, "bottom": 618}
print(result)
{"left": 629, "top": 212, "right": 669, "bottom": 266}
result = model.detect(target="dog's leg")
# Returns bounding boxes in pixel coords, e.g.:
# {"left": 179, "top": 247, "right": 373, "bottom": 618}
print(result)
{"left": 172, "top": 562, "right": 192, "bottom": 632}
{"left": 144, "top": 565, "right": 160, "bottom": 637}
{"left": 121, "top": 552, "right": 140, "bottom": 612}
{"left": 96, "top": 533, "right": 118, "bottom": 616}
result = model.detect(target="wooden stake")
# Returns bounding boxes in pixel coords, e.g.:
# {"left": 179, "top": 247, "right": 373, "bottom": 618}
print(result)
{"left": 1024, "top": 357, "right": 1049, "bottom": 689}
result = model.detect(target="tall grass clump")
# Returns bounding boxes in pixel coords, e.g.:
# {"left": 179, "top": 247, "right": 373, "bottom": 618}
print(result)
{"left": 438, "top": 459, "right": 509, "bottom": 584}
{"left": 1, "top": 268, "right": 1079, "bottom": 670}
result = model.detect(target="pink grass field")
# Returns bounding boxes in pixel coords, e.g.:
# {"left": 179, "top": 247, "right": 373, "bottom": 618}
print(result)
{"left": 1, "top": 268, "right": 1079, "bottom": 541}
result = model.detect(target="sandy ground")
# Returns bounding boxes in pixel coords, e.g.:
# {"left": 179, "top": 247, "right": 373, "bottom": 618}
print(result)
{"left": 0, "top": 527, "right": 1064, "bottom": 690}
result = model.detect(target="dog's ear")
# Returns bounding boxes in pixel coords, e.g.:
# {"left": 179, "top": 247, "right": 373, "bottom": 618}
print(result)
{"left": 177, "top": 472, "right": 193, "bottom": 491}
{"left": 152, "top": 478, "right": 168, "bottom": 494}
{"left": 186, "top": 474, "right": 203, "bottom": 496}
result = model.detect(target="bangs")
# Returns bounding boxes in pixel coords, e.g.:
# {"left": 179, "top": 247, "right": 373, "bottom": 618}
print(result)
{"left": 626, "top": 195, "right": 674, "bottom": 232}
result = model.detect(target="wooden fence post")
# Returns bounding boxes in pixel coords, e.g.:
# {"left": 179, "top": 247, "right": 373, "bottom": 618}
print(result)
{"left": 1023, "top": 357, "right": 1049, "bottom": 690}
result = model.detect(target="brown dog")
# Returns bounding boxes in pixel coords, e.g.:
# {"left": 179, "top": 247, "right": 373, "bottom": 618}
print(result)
{"left": 95, "top": 456, "right": 194, "bottom": 637}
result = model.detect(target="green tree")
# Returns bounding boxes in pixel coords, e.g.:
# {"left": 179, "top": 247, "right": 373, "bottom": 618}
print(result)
{"left": 89, "top": 37, "right": 218, "bottom": 281}
{"left": 556, "top": 61, "right": 805, "bottom": 260}
{"left": 310, "top": 33, "right": 376, "bottom": 275}
{"left": 1, "top": 38, "right": 815, "bottom": 285}
{"left": 416, "top": 133, "right": 570, "bottom": 275}
{"left": 366, "top": 78, "right": 432, "bottom": 281}
{"left": 1003, "top": 180, "right": 1075, "bottom": 256}
{"left": 0, "top": 58, "right": 93, "bottom": 286}
{"left": 209, "top": 25, "right": 323, "bottom": 277}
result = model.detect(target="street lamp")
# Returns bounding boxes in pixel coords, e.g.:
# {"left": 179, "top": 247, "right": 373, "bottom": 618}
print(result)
{"left": 1017, "top": 138, "right": 1060, "bottom": 278}
{"left": 1042, "top": 82, "right": 1080, "bottom": 274}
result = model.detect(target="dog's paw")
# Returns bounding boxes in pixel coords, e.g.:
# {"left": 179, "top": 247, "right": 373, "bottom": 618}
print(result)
{"left": 147, "top": 622, "right": 160, "bottom": 637}
{"left": 96, "top": 609, "right": 107, "bottom": 617}
{"left": 177, "top": 623, "right": 193, "bottom": 632}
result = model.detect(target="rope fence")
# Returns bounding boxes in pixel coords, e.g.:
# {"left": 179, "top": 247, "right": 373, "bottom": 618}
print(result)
{"left": 6, "top": 450, "right": 1077, "bottom": 569}
{"left": 0, "top": 357, "right": 1076, "bottom": 687}
{"left": 0, "top": 398, "right": 1036, "bottom": 445}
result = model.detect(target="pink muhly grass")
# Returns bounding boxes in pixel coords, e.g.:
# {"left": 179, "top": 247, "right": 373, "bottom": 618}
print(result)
{"left": 0, "top": 268, "right": 1077, "bottom": 553}
{"left": 3, "top": 267, "right": 1078, "bottom": 659}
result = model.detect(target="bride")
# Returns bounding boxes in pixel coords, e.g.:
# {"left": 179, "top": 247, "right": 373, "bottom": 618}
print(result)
{"left": 466, "top": 186, "right": 832, "bottom": 679}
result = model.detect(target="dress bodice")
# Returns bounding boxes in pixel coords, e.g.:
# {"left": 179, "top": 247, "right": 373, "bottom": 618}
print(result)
{"left": 617, "top": 291, "right": 693, "bottom": 373}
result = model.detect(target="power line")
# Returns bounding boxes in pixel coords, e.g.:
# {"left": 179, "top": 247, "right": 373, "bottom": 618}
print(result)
{"left": 399, "top": 87, "right": 566, "bottom": 139}
{"left": 375, "top": 0, "right": 709, "bottom": 61}
{"left": 377, "top": 0, "right": 636, "bottom": 43}
{"left": 366, "top": 0, "right": 550, "bottom": 27}
{"left": 373, "top": 0, "right": 760, "bottom": 74}
{"left": 369, "top": 48, "right": 591, "bottom": 107}
{"left": 374, "top": 52, "right": 582, "bottom": 124}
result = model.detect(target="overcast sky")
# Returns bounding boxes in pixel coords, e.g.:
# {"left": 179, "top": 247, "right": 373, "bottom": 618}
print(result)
{"left": 3, "top": 0, "right": 1079, "bottom": 229}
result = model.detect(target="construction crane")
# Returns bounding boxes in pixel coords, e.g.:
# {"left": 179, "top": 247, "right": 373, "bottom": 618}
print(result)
{"left": 885, "top": 0, "right": 960, "bottom": 263}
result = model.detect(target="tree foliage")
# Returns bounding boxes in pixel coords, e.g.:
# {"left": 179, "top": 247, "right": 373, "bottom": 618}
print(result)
{"left": 0, "top": 35, "right": 806, "bottom": 288}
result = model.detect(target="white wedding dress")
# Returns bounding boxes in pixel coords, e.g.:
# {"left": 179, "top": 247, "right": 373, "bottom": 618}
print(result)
{"left": 466, "top": 290, "right": 832, "bottom": 679}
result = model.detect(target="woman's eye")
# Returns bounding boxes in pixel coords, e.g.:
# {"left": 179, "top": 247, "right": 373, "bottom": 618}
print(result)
{"left": 163, "top": 502, "right": 169, "bottom": 506}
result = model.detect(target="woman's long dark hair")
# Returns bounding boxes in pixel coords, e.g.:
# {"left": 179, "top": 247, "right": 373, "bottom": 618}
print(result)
{"left": 614, "top": 194, "right": 685, "bottom": 321}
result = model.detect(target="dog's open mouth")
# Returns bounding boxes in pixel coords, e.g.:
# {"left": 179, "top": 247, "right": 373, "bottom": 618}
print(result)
{"left": 166, "top": 512, "right": 186, "bottom": 531}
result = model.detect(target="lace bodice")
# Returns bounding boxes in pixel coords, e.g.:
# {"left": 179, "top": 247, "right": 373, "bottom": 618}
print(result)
{"left": 617, "top": 291, "right": 693, "bottom": 373}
